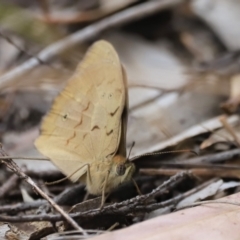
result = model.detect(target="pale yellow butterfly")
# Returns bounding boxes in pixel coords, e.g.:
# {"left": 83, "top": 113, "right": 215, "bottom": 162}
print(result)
{"left": 35, "top": 40, "right": 135, "bottom": 206}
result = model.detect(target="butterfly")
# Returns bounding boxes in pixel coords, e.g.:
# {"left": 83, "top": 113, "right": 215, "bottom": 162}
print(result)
{"left": 35, "top": 40, "right": 135, "bottom": 206}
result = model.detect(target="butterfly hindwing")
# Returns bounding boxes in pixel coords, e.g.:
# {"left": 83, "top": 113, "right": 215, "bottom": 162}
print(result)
{"left": 35, "top": 40, "right": 126, "bottom": 182}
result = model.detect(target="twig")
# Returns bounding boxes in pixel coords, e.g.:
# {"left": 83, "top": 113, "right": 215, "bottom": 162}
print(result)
{"left": 0, "top": 0, "right": 183, "bottom": 89}
{"left": 130, "top": 171, "right": 189, "bottom": 203}
{"left": 0, "top": 148, "right": 87, "bottom": 235}
{"left": 0, "top": 200, "right": 46, "bottom": 214}
{"left": 135, "top": 179, "right": 214, "bottom": 212}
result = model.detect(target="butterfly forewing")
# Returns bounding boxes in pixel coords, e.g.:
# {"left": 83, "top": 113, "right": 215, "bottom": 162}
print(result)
{"left": 35, "top": 40, "right": 126, "bottom": 182}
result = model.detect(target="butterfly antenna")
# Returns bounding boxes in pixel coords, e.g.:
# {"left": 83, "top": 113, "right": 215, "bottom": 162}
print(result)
{"left": 127, "top": 141, "right": 135, "bottom": 160}
{"left": 130, "top": 149, "right": 198, "bottom": 161}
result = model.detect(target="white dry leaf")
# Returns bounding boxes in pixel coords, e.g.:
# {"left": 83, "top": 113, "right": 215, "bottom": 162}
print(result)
{"left": 132, "top": 114, "right": 239, "bottom": 156}
{"left": 218, "top": 181, "right": 240, "bottom": 191}
{"left": 0, "top": 224, "right": 10, "bottom": 240}
{"left": 176, "top": 179, "right": 223, "bottom": 209}
{"left": 200, "top": 124, "right": 240, "bottom": 149}
{"left": 191, "top": 0, "right": 240, "bottom": 50}
{"left": 91, "top": 192, "right": 240, "bottom": 240}
{"left": 200, "top": 115, "right": 240, "bottom": 149}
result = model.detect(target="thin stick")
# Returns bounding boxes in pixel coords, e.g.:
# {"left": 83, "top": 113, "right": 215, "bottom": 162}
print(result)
{"left": 140, "top": 178, "right": 220, "bottom": 212}
{"left": 0, "top": 148, "right": 87, "bottom": 235}
{"left": 0, "top": 0, "right": 183, "bottom": 89}
{"left": 0, "top": 185, "right": 85, "bottom": 214}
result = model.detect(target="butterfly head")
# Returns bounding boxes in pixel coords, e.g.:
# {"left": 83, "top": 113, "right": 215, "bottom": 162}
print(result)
{"left": 113, "top": 155, "right": 135, "bottom": 182}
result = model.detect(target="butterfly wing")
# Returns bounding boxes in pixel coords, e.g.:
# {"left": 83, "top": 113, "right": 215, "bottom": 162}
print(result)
{"left": 116, "top": 66, "right": 128, "bottom": 157}
{"left": 35, "top": 40, "right": 126, "bottom": 182}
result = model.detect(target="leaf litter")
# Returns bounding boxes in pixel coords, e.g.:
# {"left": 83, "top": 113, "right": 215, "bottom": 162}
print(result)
{"left": 1, "top": 0, "right": 240, "bottom": 239}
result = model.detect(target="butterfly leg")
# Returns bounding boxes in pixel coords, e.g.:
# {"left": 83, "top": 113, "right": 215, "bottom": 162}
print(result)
{"left": 100, "top": 170, "right": 110, "bottom": 209}
{"left": 84, "top": 164, "right": 93, "bottom": 201}
{"left": 83, "top": 192, "right": 90, "bottom": 202}
{"left": 132, "top": 178, "right": 142, "bottom": 195}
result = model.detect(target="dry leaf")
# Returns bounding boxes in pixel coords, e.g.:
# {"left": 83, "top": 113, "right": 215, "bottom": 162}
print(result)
{"left": 200, "top": 116, "right": 240, "bottom": 149}
{"left": 90, "top": 192, "right": 240, "bottom": 240}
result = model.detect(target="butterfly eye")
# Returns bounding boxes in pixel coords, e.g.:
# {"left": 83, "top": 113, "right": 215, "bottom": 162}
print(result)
{"left": 108, "top": 93, "right": 112, "bottom": 99}
{"left": 116, "top": 164, "right": 126, "bottom": 176}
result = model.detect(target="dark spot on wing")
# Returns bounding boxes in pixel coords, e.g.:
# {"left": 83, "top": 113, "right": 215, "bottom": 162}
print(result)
{"left": 106, "top": 129, "right": 113, "bottom": 136}
{"left": 74, "top": 117, "right": 82, "bottom": 129}
{"left": 83, "top": 133, "right": 87, "bottom": 140}
{"left": 66, "top": 131, "right": 76, "bottom": 146}
{"left": 91, "top": 125, "right": 100, "bottom": 131}
{"left": 82, "top": 102, "right": 90, "bottom": 112}
{"left": 110, "top": 107, "right": 119, "bottom": 117}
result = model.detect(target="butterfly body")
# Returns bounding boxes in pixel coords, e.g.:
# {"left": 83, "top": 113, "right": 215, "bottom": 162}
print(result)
{"left": 82, "top": 156, "right": 135, "bottom": 195}
{"left": 35, "top": 40, "right": 135, "bottom": 200}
